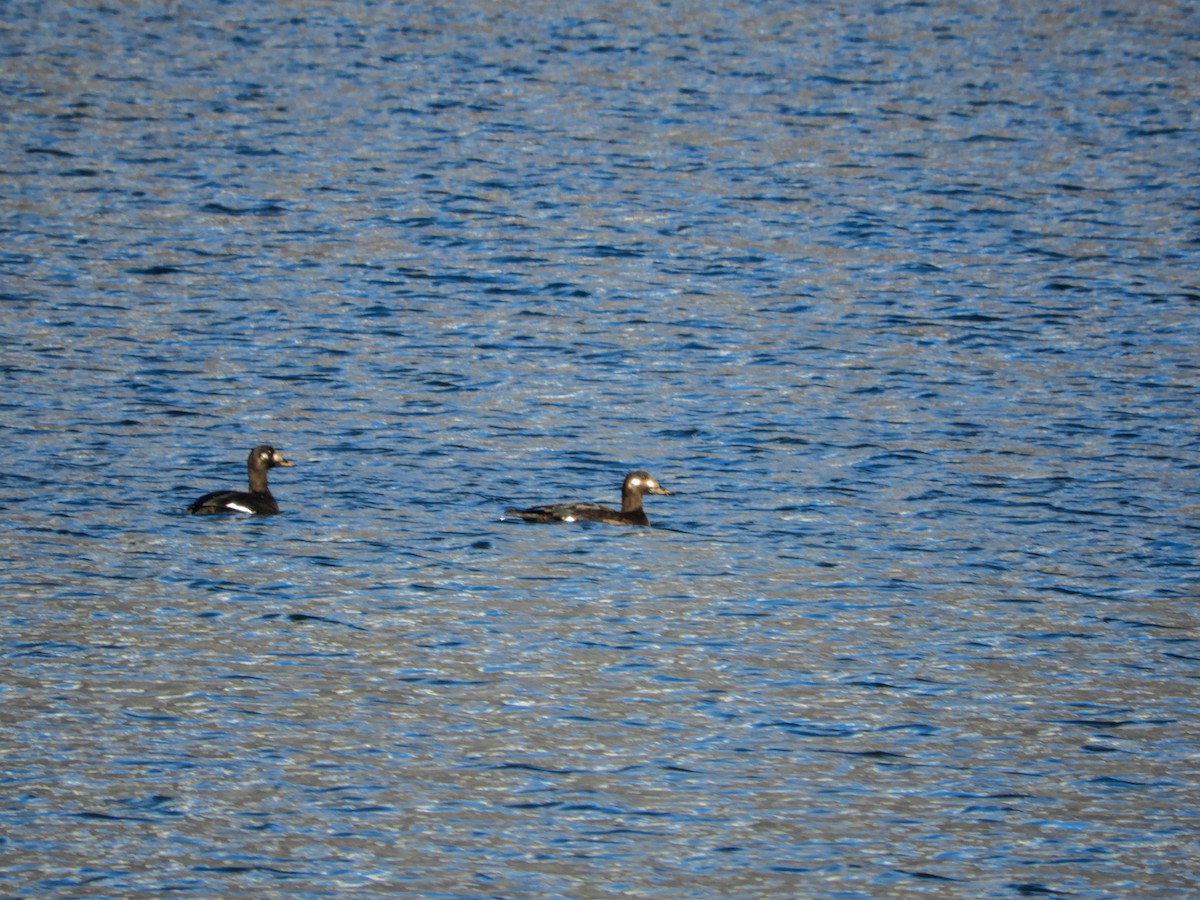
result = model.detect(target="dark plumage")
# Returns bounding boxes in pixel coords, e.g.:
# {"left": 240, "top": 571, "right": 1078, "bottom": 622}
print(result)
{"left": 504, "top": 470, "right": 673, "bottom": 527}
{"left": 188, "top": 445, "right": 294, "bottom": 516}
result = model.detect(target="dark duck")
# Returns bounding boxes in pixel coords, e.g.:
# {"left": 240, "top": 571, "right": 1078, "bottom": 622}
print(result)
{"left": 505, "top": 470, "right": 673, "bottom": 527}
{"left": 188, "top": 445, "right": 295, "bottom": 515}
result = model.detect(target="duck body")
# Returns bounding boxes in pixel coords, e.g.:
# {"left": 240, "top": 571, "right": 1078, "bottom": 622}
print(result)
{"left": 505, "top": 471, "right": 672, "bottom": 527}
{"left": 187, "top": 488, "right": 281, "bottom": 516}
{"left": 188, "top": 445, "right": 294, "bottom": 516}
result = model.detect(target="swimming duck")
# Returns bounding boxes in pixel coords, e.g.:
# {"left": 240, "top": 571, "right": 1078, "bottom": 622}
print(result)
{"left": 188, "top": 445, "right": 294, "bottom": 515}
{"left": 504, "top": 470, "right": 673, "bottom": 526}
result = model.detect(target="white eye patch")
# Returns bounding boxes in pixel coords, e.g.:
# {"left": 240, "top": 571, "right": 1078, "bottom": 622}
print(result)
{"left": 629, "top": 477, "right": 642, "bottom": 487}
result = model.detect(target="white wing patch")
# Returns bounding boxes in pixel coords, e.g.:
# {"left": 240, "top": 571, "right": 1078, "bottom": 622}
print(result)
{"left": 225, "top": 501, "right": 255, "bottom": 514}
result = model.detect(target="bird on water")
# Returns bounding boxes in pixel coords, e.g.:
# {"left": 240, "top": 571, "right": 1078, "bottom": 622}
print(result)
{"left": 187, "top": 445, "right": 295, "bottom": 516}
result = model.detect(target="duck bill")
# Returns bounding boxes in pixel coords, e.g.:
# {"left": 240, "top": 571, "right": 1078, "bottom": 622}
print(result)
{"left": 273, "top": 453, "right": 295, "bottom": 467}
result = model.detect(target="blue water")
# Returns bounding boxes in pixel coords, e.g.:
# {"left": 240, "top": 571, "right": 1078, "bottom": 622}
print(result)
{"left": 2, "top": 1, "right": 1198, "bottom": 897}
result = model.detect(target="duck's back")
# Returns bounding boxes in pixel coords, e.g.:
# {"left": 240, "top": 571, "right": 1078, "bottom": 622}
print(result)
{"left": 505, "top": 502, "right": 647, "bottom": 526}
{"left": 188, "top": 489, "right": 279, "bottom": 516}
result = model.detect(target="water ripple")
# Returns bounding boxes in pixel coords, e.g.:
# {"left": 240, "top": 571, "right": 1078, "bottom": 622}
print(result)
{"left": 2, "top": 0, "right": 1198, "bottom": 897}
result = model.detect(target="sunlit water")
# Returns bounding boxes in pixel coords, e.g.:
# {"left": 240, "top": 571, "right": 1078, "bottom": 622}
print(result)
{"left": 2, "top": 2, "right": 1198, "bottom": 897}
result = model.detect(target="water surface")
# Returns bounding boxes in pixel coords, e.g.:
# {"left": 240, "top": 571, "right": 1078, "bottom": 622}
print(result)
{"left": 2, "top": 1, "right": 1198, "bottom": 897}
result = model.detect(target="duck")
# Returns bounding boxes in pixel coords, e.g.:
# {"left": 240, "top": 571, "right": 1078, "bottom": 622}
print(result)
{"left": 187, "top": 445, "right": 294, "bottom": 515}
{"left": 504, "top": 470, "right": 673, "bottom": 526}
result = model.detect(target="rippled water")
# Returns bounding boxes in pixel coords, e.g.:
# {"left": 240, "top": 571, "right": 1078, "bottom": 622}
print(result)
{"left": 2, "top": 1, "right": 1198, "bottom": 897}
